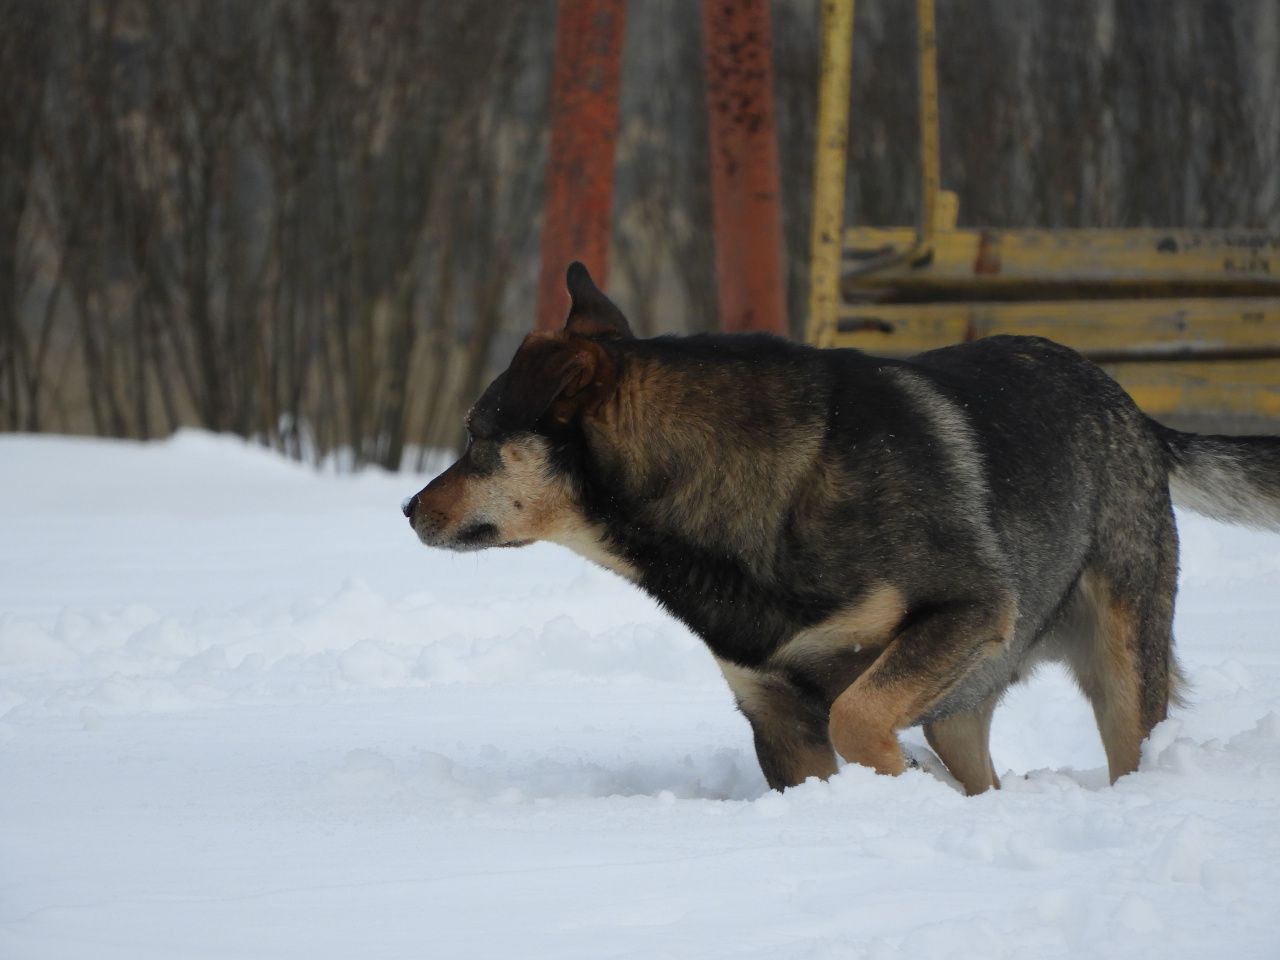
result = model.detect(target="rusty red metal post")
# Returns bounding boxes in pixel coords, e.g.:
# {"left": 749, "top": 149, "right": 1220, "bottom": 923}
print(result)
{"left": 536, "top": 0, "right": 627, "bottom": 331}
{"left": 702, "top": 0, "right": 788, "bottom": 335}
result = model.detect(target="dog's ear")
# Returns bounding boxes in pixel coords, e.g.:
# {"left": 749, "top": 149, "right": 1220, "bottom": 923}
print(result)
{"left": 501, "top": 332, "right": 614, "bottom": 426}
{"left": 564, "top": 262, "right": 633, "bottom": 340}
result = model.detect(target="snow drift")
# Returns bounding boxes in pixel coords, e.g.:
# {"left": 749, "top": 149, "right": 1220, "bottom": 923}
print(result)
{"left": 2, "top": 432, "right": 1278, "bottom": 959}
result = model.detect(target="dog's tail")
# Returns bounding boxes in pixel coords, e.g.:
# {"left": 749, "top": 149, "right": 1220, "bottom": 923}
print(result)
{"left": 1154, "top": 422, "right": 1280, "bottom": 530}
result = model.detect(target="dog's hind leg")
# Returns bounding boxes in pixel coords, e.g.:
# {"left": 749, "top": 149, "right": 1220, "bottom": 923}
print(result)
{"left": 924, "top": 694, "right": 1001, "bottom": 795}
{"left": 1066, "top": 549, "right": 1179, "bottom": 784}
{"left": 828, "top": 596, "right": 1017, "bottom": 779}
{"left": 716, "top": 659, "right": 838, "bottom": 790}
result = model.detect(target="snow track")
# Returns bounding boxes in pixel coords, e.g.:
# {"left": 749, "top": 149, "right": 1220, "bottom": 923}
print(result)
{"left": 2, "top": 432, "right": 1278, "bottom": 958}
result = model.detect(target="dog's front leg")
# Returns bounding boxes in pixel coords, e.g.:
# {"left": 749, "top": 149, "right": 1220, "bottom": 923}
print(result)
{"left": 716, "top": 658, "right": 838, "bottom": 790}
{"left": 923, "top": 695, "right": 1001, "bottom": 795}
{"left": 827, "top": 596, "right": 1016, "bottom": 778}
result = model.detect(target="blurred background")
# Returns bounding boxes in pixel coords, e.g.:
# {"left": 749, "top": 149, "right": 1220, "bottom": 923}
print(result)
{"left": 1, "top": 0, "right": 1277, "bottom": 469}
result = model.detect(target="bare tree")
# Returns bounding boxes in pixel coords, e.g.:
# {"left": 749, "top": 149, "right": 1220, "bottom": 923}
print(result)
{"left": 2, "top": 0, "right": 1276, "bottom": 465}
{"left": 0, "top": 0, "right": 56, "bottom": 430}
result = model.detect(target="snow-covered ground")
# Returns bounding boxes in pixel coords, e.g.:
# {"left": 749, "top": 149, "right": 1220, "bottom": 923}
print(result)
{"left": 2, "top": 431, "right": 1278, "bottom": 959}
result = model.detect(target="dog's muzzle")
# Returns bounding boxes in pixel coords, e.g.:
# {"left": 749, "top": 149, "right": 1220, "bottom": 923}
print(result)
{"left": 401, "top": 491, "right": 490, "bottom": 550}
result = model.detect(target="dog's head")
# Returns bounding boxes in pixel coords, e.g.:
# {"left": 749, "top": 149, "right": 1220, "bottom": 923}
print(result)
{"left": 403, "top": 263, "right": 632, "bottom": 551}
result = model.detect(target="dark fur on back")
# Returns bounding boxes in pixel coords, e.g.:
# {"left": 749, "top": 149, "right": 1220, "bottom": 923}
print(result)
{"left": 405, "top": 264, "right": 1280, "bottom": 794}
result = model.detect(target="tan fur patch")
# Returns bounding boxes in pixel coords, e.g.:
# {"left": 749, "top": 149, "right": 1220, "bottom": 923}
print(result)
{"left": 714, "top": 657, "right": 838, "bottom": 787}
{"left": 714, "top": 657, "right": 773, "bottom": 715}
{"left": 986, "top": 598, "right": 1019, "bottom": 654}
{"left": 773, "top": 741, "right": 840, "bottom": 787}
{"left": 771, "top": 583, "right": 906, "bottom": 669}
{"left": 924, "top": 696, "right": 1001, "bottom": 796}
{"left": 413, "top": 435, "right": 581, "bottom": 548}
{"left": 469, "top": 436, "right": 579, "bottom": 543}
{"left": 477, "top": 436, "right": 639, "bottom": 579}
{"left": 1074, "top": 570, "right": 1145, "bottom": 782}
{"left": 586, "top": 357, "right": 825, "bottom": 580}
{"left": 547, "top": 516, "right": 640, "bottom": 581}
{"left": 826, "top": 595, "right": 1018, "bottom": 778}
{"left": 828, "top": 682, "right": 911, "bottom": 776}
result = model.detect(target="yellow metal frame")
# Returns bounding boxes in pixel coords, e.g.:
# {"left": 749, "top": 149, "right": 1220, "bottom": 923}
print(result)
{"left": 806, "top": 0, "right": 1280, "bottom": 425}
{"left": 805, "top": 0, "right": 855, "bottom": 347}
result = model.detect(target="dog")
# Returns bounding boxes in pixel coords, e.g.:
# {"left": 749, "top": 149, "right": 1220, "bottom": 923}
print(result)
{"left": 403, "top": 262, "right": 1280, "bottom": 794}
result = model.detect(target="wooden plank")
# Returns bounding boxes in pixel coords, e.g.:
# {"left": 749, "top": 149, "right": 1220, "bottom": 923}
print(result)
{"left": 832, "top": 298, "right": 1280, "bottom": 359}
{"left": 1104, "top": 359, "right": 1280, "bottom": 420}
{"left": 826, "top": 298, "right": 1280, "bottom": 423}
{"left": 834, "top": 303, "right": 968, "bottom": 354}
{"left": 841, "top": 227, "right": 1280, "bottom": 290}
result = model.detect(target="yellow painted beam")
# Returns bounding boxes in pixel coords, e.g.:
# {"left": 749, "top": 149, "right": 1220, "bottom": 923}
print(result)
{"left": 833, "top": 297, "right": 1280, "bottom": 359}
{"left": 835, "top": 303, "right": 969, "bottom": 354}
{"left": 806, "top": 0, "right": 856, "bottom": 347}
{"left": 842, "top": 227, "right": 1280, "bottom": 289}
{"left": 830, "top": 297, "right": 1280, "bottom": 422}
{"left": 1104, "top": 359, "right": 1280, "bottom": 419}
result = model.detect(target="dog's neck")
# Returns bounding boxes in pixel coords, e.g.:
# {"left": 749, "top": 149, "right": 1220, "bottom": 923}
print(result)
{"left": 579, "top": 353, "right": 825, "bottom": 583}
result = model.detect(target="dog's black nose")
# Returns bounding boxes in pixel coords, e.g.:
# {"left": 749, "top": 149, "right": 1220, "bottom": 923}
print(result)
{"left": 401, "top": 494, "right": 418, "bottom": 520}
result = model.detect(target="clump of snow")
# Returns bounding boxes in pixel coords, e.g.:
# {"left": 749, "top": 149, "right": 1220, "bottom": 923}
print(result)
{"left": 2, "top": 432, "right": 1278, "bottom": 959}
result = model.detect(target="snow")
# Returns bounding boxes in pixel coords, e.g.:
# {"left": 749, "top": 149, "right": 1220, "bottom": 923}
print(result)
{"left": 2, "top": 430, "right": 1278, "bottom": 959}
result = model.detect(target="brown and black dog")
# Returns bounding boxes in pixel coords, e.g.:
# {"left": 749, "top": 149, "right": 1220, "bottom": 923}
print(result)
{"left": 404, "top": 263, "right": 1280, "bottom": 794}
